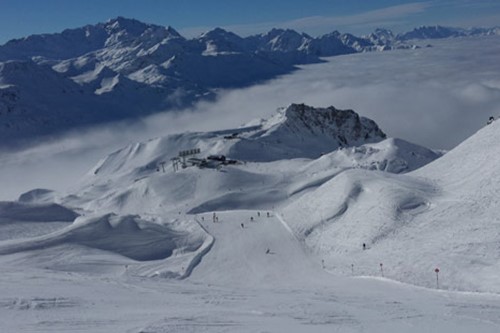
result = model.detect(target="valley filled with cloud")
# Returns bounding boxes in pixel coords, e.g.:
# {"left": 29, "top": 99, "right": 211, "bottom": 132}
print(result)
{"left": 1, "top": 35, "right": 499, "bottom": 200}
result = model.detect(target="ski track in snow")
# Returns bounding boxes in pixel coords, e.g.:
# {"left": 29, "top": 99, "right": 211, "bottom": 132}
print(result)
{"left": 1, "top": 209, "right": 500, "bottom": 332}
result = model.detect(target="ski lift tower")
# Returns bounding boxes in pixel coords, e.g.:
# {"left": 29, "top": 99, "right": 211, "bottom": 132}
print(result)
{"left": 170, "top": 157, "right": 180, "bottom": 172}
{"left": 177, "top": 148, "right": 201, "bottom": 169}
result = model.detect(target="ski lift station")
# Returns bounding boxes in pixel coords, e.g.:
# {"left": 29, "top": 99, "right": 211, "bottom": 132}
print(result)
{"left": 168, "top": 148, "right": 238, "bottom": 172}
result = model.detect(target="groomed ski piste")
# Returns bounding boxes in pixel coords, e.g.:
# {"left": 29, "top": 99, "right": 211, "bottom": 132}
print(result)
{"left": 1, "top": 104, "right": 500, "bottom": 332}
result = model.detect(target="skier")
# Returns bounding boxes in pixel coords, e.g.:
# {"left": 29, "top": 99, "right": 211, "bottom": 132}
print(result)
{"left": 266, "top": 248, "right": 271, "bottom": 254}
{"left": 487, "top": 116, "right": 495, "bottom": 125}
{"left": 363, "top": 243, "right": 366, "bottom": 250}
{"left": 241, "top": 223, "right": 244, "bottom": 228}
{"left": 257, "top": 212, "right": 260, "bottom": 217}
{"left": 267, "top": 212, "right": 270, "bottom": 217}
{"left": 250, "top": 216, "right": 254, "bottom": 222}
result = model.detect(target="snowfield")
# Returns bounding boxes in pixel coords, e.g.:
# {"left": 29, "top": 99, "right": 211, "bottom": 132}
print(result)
{"left": 282, "top": 116, "right": 500, "bottom": 293}
{"left": 1, "top": 103, "right": 500, "bottom": 331}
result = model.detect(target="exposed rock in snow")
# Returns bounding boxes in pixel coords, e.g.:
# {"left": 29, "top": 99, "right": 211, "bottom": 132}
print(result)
{"left": 229, "top": 104, "right": 387, "bottom": 161}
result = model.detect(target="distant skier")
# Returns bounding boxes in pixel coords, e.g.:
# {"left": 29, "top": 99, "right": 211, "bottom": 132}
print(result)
{"left": 267, "top": 212, "right": 270, "bottom": 217}
{"left": 241, "top": 223, "right": 244, "bottom": 228}
{"left": 487, "top": 116, "right": 495, "bottom": 125}
{"left": 363, "top": 243, "right": 366, "bottom": 250}
{"left": 250, "top": 216, "right": 254, "bottom": 222}
{"left": 266, "top": 248, "right": 270, "bottom": 254}
{"left": 257, "top": 212, "right": 261, "bottom": 217}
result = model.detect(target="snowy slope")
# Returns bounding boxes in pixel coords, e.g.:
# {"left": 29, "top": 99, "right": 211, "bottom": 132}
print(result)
{"left": 188, "top": 210, "right": 331, "bottom": 287}
{"left": 0, "top": 60, "right": 105, "bottom": 142}
{"left": 2, "top": 104, "right": 500, "bottom": 332}
{"left": 56, "top": 104, "right": 436, "bottom": 214}
{"left": 0, "top": 103, "right": 440, "bottom": 280}
{"left": 0, "top": 212, "right": 212, "bottom": 278}
{"left": 0, "top": 59, "right": 197, "bottom": 143}
{"left": 282, "top": 119, "right": 500, "bottom": 292}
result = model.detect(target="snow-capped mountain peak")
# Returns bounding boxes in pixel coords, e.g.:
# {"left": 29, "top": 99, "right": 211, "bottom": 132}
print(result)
{"left": 102, "top": 17, "right": 182, "bottom": 48}
{"left": 104, "top": 16, "right": 151, "bottom": 34}
{"left": 260, "top": 103, "right": 386, "bottom": 144}
{"left": 260, "top": 28, "right": 310, "bottom": 52}
{"left": 366, "top": 28, "right": 395, "bottom": 44}
{"left": 393, "top": 25, "right": 500, "bottom": 41}
{"left": 199, "top": 27, "right": 237, "bottom": 39}
{"left": 198, "top": 27, "right": 247, "bottom": 54}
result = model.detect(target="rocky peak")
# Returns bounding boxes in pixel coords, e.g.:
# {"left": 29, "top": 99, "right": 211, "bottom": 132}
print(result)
{"left": 104, "top": 17, "right": 153, "bottom": 35}
{"left": 277, "top": 103, "right": 386, "bottom": 144}
{"left": 397, "top": 25, "right": 464, "bottom": 40}
{"left": 257, "top": 28, "right": 310, "bottom": 52}
{"left": 197, "top": 27, "right": 247, "bottom": 53}
{"left": 368, "top": 28, "right": 395, "bottom": 44}
{"left": 103, "top": 17, "right": 176, "bottom": 48}
{"left": 200, "top": 27, "right": 238, "bottom": 39}
{"left": 227, "top": 104, "right": 387, "bottom": 161}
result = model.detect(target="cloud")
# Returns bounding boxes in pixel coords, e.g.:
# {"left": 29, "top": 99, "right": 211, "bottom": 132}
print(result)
{"left": 281, "top": 2, "right": 432, "bottom": 31}
{"left": 197, "top": 36, "right": 500, "bottom": 151}
{"left": 180, "top": 2, "right": 433, "bottom": 37}
{"left": 1, "top": 35, "right": 500, "bottom": 200}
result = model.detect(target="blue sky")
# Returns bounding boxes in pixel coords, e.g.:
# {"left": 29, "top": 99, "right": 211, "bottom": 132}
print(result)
{"left": 0, "top": 0, "right": 499, "bottom": 43}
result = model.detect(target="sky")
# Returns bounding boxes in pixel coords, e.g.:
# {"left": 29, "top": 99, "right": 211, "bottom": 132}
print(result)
{"left": 1, "top": 0, "right": 500, "bottom": 44}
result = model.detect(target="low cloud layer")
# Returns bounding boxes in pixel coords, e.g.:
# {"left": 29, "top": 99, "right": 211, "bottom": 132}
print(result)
{"left": 181, "top": 2, "right": 432, "bottom": 37}
{"left": 201, "top": 36, "right": 500, "bottom": 151}
{"left": 1, "top": 35, "right": 500, "bottom": 200}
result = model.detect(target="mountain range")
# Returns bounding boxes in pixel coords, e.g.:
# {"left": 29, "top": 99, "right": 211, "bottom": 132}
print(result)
{"left": 1, "top": 17, "right": 498, "bottom": 145}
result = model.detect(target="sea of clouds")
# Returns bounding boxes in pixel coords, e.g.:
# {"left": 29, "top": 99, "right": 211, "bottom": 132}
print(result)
{"left": 1, "top": 35, "right": 499, "bottom": 200}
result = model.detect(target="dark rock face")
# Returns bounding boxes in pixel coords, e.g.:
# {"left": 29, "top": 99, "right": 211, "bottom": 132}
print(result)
{"left": 229, "top": 103, "right": 387, "bottom": 161}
